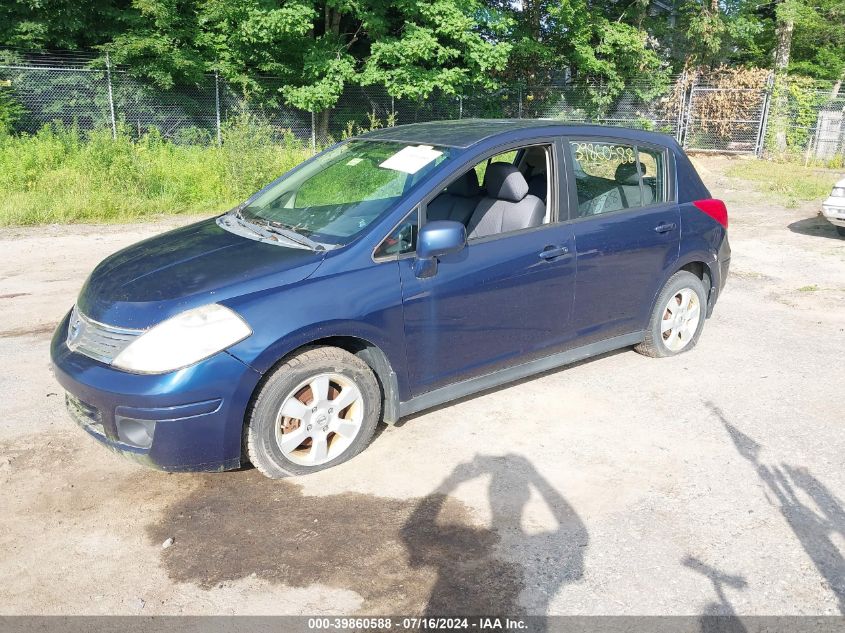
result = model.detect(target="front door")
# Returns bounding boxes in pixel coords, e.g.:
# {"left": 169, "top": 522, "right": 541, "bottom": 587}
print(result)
{"left": 398, "top": 224, "right": 576, "bottom": 396}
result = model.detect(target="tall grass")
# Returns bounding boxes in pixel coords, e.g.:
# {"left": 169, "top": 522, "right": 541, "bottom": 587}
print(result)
{"left": 0, "top": 116, "right": 311, "bottom": 226}
{"left": 726, "top": 159, "right": 840, "bottom": 207}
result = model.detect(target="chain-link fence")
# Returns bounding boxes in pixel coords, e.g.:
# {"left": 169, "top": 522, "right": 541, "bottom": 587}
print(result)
{"left": 1, "top": 49, "right": 843, "bottom": 162}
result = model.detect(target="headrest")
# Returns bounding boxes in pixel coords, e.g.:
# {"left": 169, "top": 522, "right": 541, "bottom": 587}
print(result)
{"left": 484, "top": 162, "right": 529, "bottom": 202}
{"left": 446, "top": 169, "right": 481, "bottom": 198}
{"left": 523, "top": 146, "right": 546, "bottom": 169}
{"left": 615, "top": 161, "right": 646, "bottom": 185}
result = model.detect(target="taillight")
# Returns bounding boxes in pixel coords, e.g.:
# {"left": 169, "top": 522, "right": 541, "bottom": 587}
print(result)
{"left": 693, "top": 199, "right": 728, "bottom": 229}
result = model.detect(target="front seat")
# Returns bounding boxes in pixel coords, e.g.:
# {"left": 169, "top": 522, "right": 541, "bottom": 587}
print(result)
{"left": 467, "top": 162, "right": 546, "bottom": 239}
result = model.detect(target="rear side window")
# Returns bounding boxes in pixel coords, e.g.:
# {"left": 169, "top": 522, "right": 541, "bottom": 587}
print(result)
{"left": 569, "top": 141, "right": 665, "bottom": 217}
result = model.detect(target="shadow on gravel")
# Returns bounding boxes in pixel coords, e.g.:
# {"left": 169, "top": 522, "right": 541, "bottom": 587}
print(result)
{"left": 150, "top": 454, "right": 587, "bottom": 616}
{"left": 707, "top": 402, "right": 845, "bottom": 614}
{"left": 683, "top": 556, "right": 747, "bottom": 632}
{"left": 787, "top": 216, "right": 844, "bottom": 240}
{"left": 404, "top": 454, "right": 588, "bottom": 619}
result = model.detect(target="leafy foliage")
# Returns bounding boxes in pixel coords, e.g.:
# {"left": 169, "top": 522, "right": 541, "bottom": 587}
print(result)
{"left": 0, "top": 0, "right": 843, "bottom": 118}
{"left": 0, "top": 118, "right": 309, "bottom": 225}
{"left": 0, "top": 88, "right": 25, "bottom": 132}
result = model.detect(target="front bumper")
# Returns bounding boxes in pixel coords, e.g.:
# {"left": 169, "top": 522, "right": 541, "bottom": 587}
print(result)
{"left": 50, "top": 311, "right": 263, "bottom": 472}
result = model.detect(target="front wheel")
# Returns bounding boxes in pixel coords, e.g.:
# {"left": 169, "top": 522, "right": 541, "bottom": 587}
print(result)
{"left": 836, "top": 226, "right": 845, "bottom": 237}
{"left": 246, "top": 346, "right": 382, "bottom": 478}
{"left": 635, "top": 271, "right": 708, "bottom": 358}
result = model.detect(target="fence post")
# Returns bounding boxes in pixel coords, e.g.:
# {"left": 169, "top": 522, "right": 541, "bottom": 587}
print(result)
{"left": 674, "top": 71, "right": 686, "bottom": 143}
{"left": 310, "top": 111, "right": 316, "bottom": 154}
{"left": 214, "top": 70, "right": 222, "bottom": 146}
{"left": 105, "top": 52, "right": 117, "bottom": 140}
{"left": 755, "top": 72, "right": 774, "bottom": 158}
{"left": 518, "top": 87, "right": 523, "bottom": 119}
{"left": 459, "top": 95, "right": 463, "bottom": 120}
{"left": 680, "top": 75, "right": 696, "bottom": 149}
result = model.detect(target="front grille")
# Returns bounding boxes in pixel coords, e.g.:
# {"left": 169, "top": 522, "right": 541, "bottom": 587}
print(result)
{"left": 66, "top": 393, "right": 105, "bottom": 436}
{"left": 66, "top": 306, "right": 143, "bottom": 364}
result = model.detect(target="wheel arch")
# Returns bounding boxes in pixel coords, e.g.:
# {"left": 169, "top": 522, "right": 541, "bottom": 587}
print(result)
{"left": 646, "top": 254, "right": 718, "bottom": 329}
{"left": 309, "top": 335, "right": 402, "bottom": 425}
{"left": 677, "top": 260, "right": 713, "bottom": 288}
{"left": 243, "top": 331, "right": 403, "bottom": 437}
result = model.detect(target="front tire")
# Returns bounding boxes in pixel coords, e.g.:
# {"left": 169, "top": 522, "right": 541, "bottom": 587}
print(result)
{"left": 246, "top": 346, "right": 382, "bottom": 478}
{"left": 836, "top": 226, "right": 845, "bottom": 237}
{"left": 635, "top": 271, "right": 708, "bottom": 358}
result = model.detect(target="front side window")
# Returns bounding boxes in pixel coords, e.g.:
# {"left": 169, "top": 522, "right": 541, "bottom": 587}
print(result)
{"left": 569, "top": 141, "right": 664, "bottom": 217}
{"left": 239, "top": 141, "right": 452, "bottom": 246}
{"left": 425, "top": 144, "right": 552, "bottom": 242}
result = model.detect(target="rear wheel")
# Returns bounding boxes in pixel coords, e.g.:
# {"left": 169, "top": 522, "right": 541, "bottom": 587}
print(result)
{"left": 636, "top": 271, "right": 707, "bottom": 358}
{"left": 836, "top": 226, "right": 845, "bottom": 237}
{"left": 246, "top": 346, "right": 381, "bottom": 478}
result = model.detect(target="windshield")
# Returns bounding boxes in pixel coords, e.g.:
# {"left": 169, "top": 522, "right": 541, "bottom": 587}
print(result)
{"left": 238, "top": 140, "right": 454, "bottom": 246}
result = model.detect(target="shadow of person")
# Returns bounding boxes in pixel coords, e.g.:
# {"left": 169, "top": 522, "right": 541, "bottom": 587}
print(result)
{"left": 707, "top": 402, "right": 845, "bottom": 614}
{"left": 401, "top": 454, "right": 587, "bottom": 622}
{"left": 683, "top": 556, "right": 748, "bottom": 633}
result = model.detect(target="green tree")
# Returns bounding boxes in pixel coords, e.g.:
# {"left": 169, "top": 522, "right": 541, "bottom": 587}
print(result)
{"left": 0, "top": 0, "right": 132, "bottom": 49}
{"left": 487, "top": 0, "right": 668, "bottom": 111}
{"left": 199, "top": 0, "right": 510, "bottom": 138}
{"left": 106, "top": 0, "right": 209, "bottom": 88}
{"left": 789, "top": 0, "right": 845, "bottom": 80}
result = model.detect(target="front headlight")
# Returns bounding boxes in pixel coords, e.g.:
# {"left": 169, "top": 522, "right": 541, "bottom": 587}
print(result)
{"left": 112, "top": 304, "right": 251, "bottom": 374}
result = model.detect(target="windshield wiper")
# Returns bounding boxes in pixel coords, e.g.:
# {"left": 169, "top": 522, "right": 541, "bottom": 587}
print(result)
{"left": 226, "top": 210, "right": 279, "bottom": 241}
{"left": 227, "top": 208, "right": 322, "bottom": 251}
{"left": 259, "top": 220, "right": 326, "bottom": 252}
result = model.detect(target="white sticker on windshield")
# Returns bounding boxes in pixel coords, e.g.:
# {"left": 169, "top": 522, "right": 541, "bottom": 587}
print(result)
{"left": 379, "top": 145, "right": 443, "bottom": 174}
{"left": 346, "top": 157, "right": 364, "bottom": 166}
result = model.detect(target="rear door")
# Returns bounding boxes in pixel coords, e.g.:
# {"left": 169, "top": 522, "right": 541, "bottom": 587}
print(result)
{"left": 564, "top": 138, "right": 680, "bottom": 343}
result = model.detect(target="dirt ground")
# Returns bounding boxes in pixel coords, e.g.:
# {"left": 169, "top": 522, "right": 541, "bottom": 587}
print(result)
{"left": 0, "top": 155, "right": 843, "bottom": 616}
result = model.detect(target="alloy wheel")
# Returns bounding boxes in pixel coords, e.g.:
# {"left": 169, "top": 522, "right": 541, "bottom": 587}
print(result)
{"left": 274, "top": 373, "right": 364, "bottom": 466}
{"left": 661, "top": 288, "right": 701, "bottom": 352}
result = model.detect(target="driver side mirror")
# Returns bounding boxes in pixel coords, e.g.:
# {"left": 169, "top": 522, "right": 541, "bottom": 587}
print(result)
{"left": 414, "top": 220, "right": 467, "bottom": 279}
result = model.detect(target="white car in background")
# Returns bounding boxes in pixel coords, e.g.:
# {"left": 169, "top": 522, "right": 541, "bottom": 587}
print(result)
{"left": 822, "top": 178, "right": 845, "bottom": 236}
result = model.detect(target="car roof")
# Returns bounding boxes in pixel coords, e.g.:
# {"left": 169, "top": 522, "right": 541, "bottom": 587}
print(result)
{"left": 357, "top": 118, "right": 678, "bottom": 150}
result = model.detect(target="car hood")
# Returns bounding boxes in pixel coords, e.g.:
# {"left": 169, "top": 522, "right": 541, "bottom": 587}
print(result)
{"left": 77, "top": 218, "right": 325, "bottom": 329}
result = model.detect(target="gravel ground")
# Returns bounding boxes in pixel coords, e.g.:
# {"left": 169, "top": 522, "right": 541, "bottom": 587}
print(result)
{"left": 0, "top": 156, "right": 843, "bottom": 616}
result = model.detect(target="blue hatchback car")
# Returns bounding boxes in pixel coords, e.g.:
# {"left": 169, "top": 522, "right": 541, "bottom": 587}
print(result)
{"left": 51, "top": 120, "right": 730, "bottom": 478}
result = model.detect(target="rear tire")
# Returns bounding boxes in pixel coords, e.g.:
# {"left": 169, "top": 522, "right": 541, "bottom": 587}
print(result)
{"left": 246, "top": 346, "right": 381, "bottom": 478}
{"left": 635, "top": 271, "right": 707, "bottom": 358}
{"left": 836, "top": 226, "right": 845, "bottom": 237}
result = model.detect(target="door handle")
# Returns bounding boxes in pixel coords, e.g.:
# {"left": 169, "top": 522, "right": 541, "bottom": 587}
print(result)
{"left": 654, "top": 222, "right": 677, "bottom": 234}
{"left": 539, "top": 245, "right": 570, "bottom": 260}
